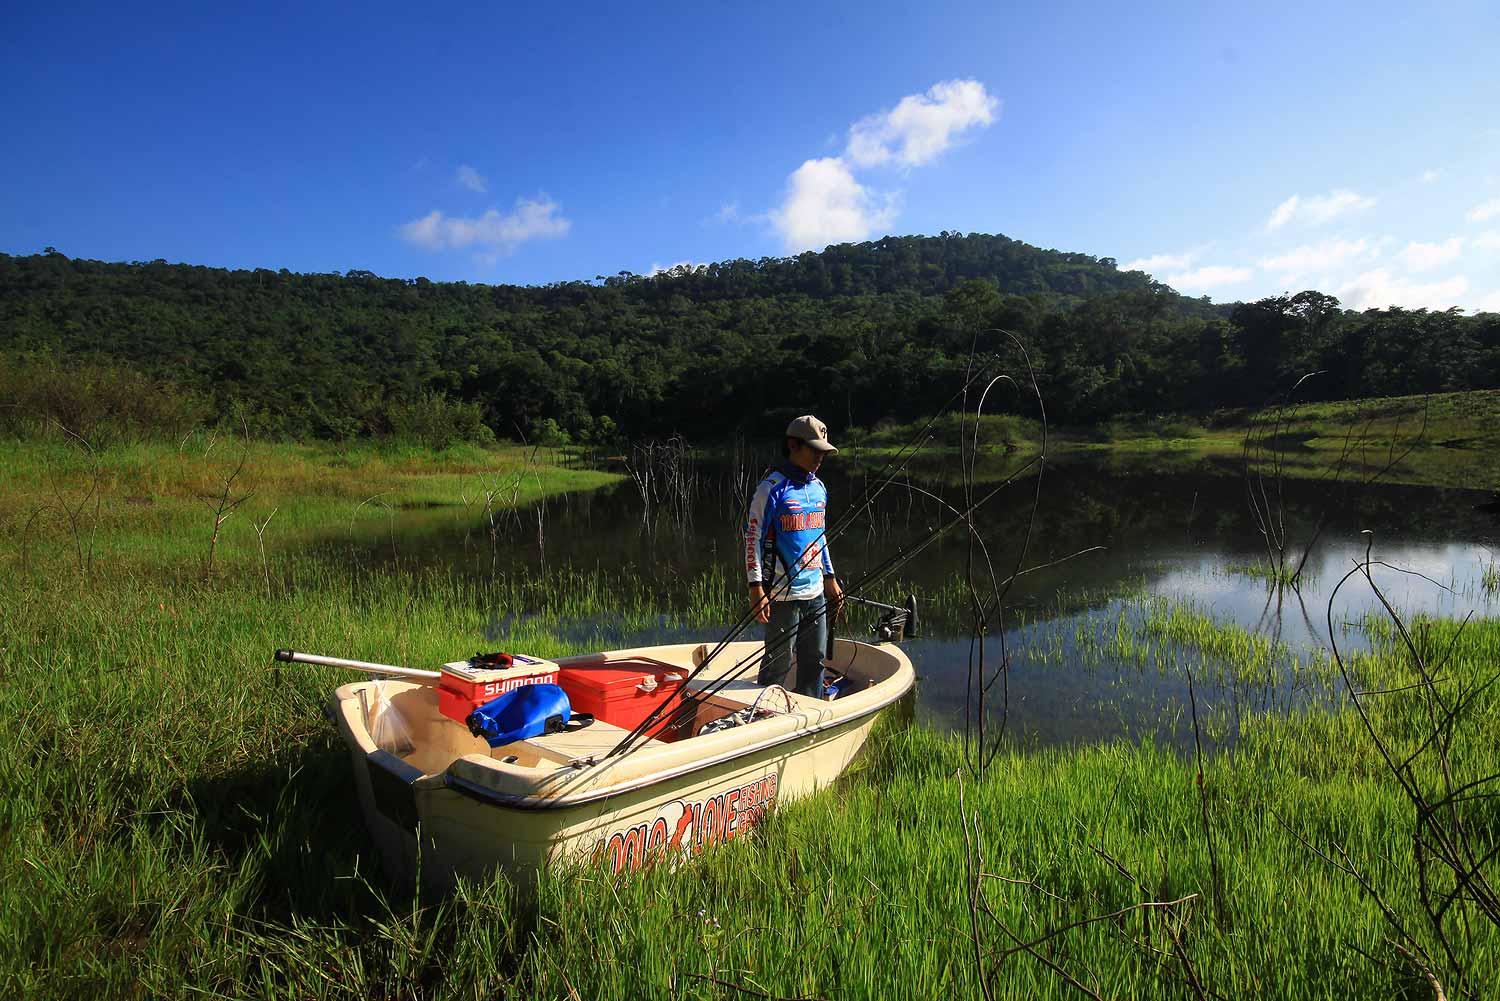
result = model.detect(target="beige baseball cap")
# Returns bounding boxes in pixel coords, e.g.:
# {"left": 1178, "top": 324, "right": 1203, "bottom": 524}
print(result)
{"left": 785, "top": 414, "right": 838, "bottom": 453}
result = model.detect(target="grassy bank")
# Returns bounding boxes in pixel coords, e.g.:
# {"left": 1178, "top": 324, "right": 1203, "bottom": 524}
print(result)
{"left": 846, "top": 388, "right": 1500, "bottom": 490}
{"left": 0, "top": 437, "right": 618, "bottom": 580}
{"left": 2, "top": 438, "right": 1496, "bottom": 998}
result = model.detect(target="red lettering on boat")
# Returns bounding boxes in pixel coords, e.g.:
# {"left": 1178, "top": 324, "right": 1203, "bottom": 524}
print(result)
{"left": 591, "top": 774, "right": 780, "bottom": 872}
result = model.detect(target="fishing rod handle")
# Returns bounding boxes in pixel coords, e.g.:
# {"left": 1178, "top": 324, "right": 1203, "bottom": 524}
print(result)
{"left": 273, "top": 649, "right": 443, "bottom": 682}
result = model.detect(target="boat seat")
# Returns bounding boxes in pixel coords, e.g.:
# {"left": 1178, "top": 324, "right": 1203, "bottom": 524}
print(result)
{"left": 513, "top": 718, "right": 637, "bottom": 766}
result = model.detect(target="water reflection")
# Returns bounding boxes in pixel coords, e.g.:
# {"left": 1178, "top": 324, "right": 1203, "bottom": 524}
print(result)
{"left": 326, "top": 452, "right": 1500, "bottom": 750}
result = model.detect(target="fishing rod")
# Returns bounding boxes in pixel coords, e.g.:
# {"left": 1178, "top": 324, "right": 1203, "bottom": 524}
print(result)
{"left": 607, "top": 336, "right": 1054, "bottom": 761}
{"left": 603, "top": 364, "right": 1006, "bottom": 759}
{"left": 617, "top": 466, "right": 1027, "bottom": 758}
{"left": 608, "top": 434, "right": 1039, "bottom": 762}
{"left": 611, "top": 332, "right": 1053, "bottom": 764}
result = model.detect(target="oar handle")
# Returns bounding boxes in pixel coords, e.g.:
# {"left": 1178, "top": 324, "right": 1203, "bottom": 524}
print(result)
{"left": 274, "top": 649, "right": 443, "bottom": 683}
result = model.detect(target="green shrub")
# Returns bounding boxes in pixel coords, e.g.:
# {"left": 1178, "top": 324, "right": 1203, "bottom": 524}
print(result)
{"left": 383, "top": 391, "right": 496, "bottom": 449}
{"left": 0, "top": 352, "right": 209, "bottom": 445}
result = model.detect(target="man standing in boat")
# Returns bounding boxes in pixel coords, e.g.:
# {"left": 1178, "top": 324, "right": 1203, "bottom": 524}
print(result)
{"left": 744, "top": 415, "right": 844, "bottom": 697}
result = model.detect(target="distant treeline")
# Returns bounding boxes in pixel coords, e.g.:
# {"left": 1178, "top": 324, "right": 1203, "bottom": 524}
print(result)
{"left": 1, "top": 236, "right": 1496, "bottom": 445}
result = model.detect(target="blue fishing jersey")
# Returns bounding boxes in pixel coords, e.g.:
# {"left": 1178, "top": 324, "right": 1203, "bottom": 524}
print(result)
{"left": 743, "top": 463, "right": 835, "bottom": 601}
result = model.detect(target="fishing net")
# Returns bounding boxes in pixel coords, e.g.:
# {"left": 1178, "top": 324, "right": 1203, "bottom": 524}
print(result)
{"left": 697, "top": 684, "right": 795, "bottom": 736}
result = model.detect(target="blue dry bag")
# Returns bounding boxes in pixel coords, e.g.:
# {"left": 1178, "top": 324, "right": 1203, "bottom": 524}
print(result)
{"left": 465, "top": 683, "right": 593, "bottom": 748}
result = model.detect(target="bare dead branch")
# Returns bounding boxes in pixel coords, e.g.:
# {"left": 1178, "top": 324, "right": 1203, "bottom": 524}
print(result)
{"left": 1388, "top": 937, "right": 1447, "bottom": 1001}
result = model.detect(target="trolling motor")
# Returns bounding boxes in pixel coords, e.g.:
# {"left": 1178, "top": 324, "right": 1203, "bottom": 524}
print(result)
{"left": 825, "top": 590, "right": 919, "bottom": 659}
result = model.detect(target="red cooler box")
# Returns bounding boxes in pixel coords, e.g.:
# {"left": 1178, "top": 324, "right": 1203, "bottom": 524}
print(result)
{"left": 559, "top": 660, "right": 688, "bottom": 731}
{"left": 437, "top": 654, "right": 561, "bottom": 723}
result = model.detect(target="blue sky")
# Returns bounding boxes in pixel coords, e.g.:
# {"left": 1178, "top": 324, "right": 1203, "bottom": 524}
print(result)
{"left": 3, "top": 1, "right": 1498, "bottom": 310}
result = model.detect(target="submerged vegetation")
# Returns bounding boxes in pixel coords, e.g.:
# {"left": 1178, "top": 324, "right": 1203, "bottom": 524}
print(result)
{"left": 1, "top": 436, "right": 1497, "bottom": 997}
{"left": 1222, "top": 559, "right": 1308, "bottom": 588}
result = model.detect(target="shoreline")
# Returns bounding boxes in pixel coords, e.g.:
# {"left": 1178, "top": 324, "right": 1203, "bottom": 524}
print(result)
{"left": 2, "top": 435, "right": 1496, "bottom": 998}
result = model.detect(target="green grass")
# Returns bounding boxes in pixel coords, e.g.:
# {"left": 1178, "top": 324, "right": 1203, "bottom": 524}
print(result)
{"left": 1086, "top": 594, "right": 1327, "bottom": 686}
{"left": 0, "top": 436, "right": 617, "bottom": 581}
{"left": 844, "top": 388, "right": 1500, "bottom": 490}
{"left": 2, "top": 437, "right": 1497, "bottom": 999}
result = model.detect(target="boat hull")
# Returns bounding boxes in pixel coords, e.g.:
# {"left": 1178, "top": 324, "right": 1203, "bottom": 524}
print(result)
{"left": 330, "top": 639, "right": 913, "bottom": 888}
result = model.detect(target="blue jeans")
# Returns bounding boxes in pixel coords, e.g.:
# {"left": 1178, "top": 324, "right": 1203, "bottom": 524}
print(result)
{"left": 757, "top": 597, "right": 827, "bottom": 698}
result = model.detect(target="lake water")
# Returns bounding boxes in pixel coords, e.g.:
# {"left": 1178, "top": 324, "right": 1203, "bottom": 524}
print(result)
{"left": 347, "top": 449, "right": 1500, "bottom": 750}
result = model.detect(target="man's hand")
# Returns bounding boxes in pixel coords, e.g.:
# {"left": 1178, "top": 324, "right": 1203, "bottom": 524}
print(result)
{"left": 749, "top": 584, "right": 771, "bottom": 624}
{"left": 824, "top": 575, "right": 844, "bottom": 622}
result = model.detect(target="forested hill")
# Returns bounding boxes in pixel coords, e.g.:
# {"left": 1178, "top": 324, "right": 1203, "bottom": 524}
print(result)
{"left": 594, "top": 234, "right": 1213, "bottom": 309}
{"left": 1, "top": 236, "right": 1496, "bottom": 445}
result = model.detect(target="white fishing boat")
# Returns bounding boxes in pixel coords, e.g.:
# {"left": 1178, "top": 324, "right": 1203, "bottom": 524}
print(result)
{"left": 280, "top": 620, "right": 915, "bottom": 887}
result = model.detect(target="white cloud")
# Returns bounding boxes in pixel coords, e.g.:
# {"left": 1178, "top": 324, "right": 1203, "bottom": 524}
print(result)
{"left": 1263, "top": 189, "right": 1378, "bottom": 231}
{"left": 712, "top": 201, "right": 741, "bottom": 224}
{"left": 846, "top": 79, "right": 998, "bottom": 169}
{"left": 1338, "top": 268, "right": 1469, "bottom": 310}
{"left": 1166, "top": 265, "right": 1253, "bottom": 292}
{"left": 1475, "top": 230, "right": 1500, "bottom": 250}
{"left": 766, "top": 80, "right": 994, "bottom": 251}
{"left": 1265, "top": 196, "right": 1301, "bottom": 232}
{"left": 1121, "top": 252, "right": 1195, "bottom": 274}
{"left": 1419, "top": 169, "right": 1442, "bottom": 184}
{"left": 398, "top": 197, "right": 571, "bottom": 254}
{"left": 1398, "top": 237, "right": 1464, "bottom": 272}
{"left": 1467, "top": 198, "right": 1500, "bottom": 224}
{"left": 1258, "top": 238, "right": 1378, "bottom": 281}
{"left": 1473, "top": 290, "right": 1500, "bottom": 313}
{"left": 455, "top": 165, "right": 488, "bottom": 193}
{"left": 771, "top": 157, "right": 899, "bottom": 251}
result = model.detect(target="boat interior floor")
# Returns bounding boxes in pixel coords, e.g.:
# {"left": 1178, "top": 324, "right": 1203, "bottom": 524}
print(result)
{"left": 499, "top": 681, "right": 828, "bottom": 767}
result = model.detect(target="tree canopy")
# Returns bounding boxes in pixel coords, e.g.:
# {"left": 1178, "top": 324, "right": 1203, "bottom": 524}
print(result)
{"left": 1, "top": 236, "right": 1495, "bottom": 443}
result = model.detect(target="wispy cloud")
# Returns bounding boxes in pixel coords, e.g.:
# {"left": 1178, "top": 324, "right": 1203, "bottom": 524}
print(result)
{"left": 1121, "top": 251, "right": 1196, "bottom": 274}
{"left": 1474, "top": 290, "right": 1500, "bottom": 313}
{"left": 1467, "top": 197, "right": 1500, "bottom": 224}
{"left": 398, "top": 196, "right": 570, "bottom": 255}
{"left": 771, "top": 158, "right": 899, "bottom": 251}
{"left": 1398, "top": 237, "right": 1464, "bottom": 272}
{"left": 845, "top": 79, "right": 998, "bottom": 169}
{"left": 1264, "top": 189, "right": 1377, "bottom": 231}
{"left": 455, "top": 165, "right": 488, "bottom": 194}
{"left": 771, "top": 80, "right": 995, "bottom": 252}
{"left": 1259, "top": 238, "right": 1379, "bottom": 282}
{"left": 710, "top": 201, "right": 742, "bottom": 224}
{"left": 1166, "top": 265, "right": 1252, "bottom": 292}
{"left": 1475, "top": 230, "right": 1500, "bottom": 250}
{"left": 1419, "top": 168, "right": 1442, "bottom": 184}
{"left": 1337, "top": 268, "right": 1469, "bottom": 310}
